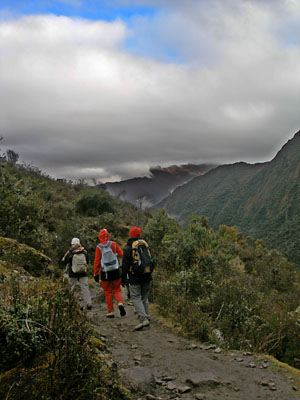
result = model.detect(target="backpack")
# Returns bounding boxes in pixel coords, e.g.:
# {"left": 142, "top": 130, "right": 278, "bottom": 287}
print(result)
{"left": 98, "top": 241, "right": 119, "bottom": 272}
{"left": 71, "top": 251, "right": 87, "bottom": 274}
{"left": 131, "top": 239, "right": 154, "bottom": 275}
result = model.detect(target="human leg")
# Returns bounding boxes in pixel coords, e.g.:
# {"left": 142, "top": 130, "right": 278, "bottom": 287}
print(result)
{"left": 112, "top": 278, "right": 126, "bottom": 316}
{"left": 141, "top": 281, "right": 151, "bottom": 320}
{"left": 111, "top": 278, "right": 124, "bottom": 304}
{"left": 101, "top": 280, "right": 114, "bottom": 313}
{"left": 130, "top": 284, "right": 148, "bottom": 322}
{"left": 69, "top": 277, "right": 77, "bottom": 293}
{"left": 79, "top": 276, "right": 92, "bottom": 308}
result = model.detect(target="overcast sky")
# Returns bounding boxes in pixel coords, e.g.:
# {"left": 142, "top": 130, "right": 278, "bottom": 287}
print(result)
{"left": 1, "top": 0, "right": 299, "bottom": 182}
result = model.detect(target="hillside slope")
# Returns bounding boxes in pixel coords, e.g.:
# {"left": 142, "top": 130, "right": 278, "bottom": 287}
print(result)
{"left": 159, "top": 130, "right": 300, "bottom": 265}
{"left": 0, "top": 158, "right": 150, "bottom": 265}
{"left": 2, "top": 151, "right": 300, "bottom": 398}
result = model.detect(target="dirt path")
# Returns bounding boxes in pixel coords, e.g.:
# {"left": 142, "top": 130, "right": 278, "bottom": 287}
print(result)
{"left": 88, "top": 286, "right": 300, "bottom": 400}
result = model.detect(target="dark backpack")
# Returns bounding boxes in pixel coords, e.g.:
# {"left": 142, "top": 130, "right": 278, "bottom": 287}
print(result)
{"left": 131, "top": 239, "right": 154, "bottom": 275}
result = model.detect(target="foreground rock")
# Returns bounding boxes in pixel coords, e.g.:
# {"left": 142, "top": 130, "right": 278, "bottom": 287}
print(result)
{"left": 0, "top": 236, "right": 53, "bottom": 276}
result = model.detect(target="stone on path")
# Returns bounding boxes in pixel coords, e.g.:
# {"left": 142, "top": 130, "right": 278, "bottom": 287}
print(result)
{"left": 122, "top": 366, "right": 154, "bottom": 393}
{"left": 186, "top": 372, "right": 221, "bottom": 388}
{"left": 177, "top": 385, "right": 191, "bottom": 393}
{"left": 195, "top": 394, "right": 206, "bottom": 400}
{"left": 166, "top": 381, "right": 177, "bottom": 391}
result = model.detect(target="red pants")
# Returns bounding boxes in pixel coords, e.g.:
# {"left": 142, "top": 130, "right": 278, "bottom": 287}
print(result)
{"left": 101, "top": 278, "right": 124, "bottom": 312}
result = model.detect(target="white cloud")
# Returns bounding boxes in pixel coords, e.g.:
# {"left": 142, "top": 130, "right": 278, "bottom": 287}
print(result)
{"left": 1, "top": 1, "right": 300, "bottom": 181}
{"left": 285, "top": 0, "right": 300, "bottom": 16}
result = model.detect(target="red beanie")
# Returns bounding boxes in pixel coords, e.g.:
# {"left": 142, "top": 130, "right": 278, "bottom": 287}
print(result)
{"left": 129, "top": 226, "right": 141, "bottom": 238}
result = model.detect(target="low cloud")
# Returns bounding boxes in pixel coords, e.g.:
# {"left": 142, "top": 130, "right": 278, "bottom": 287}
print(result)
{"left": 1, "top": 1, "right": 300, "bottom": 182}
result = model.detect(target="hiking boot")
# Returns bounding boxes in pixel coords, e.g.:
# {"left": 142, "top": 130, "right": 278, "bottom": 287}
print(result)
{"left": 142, "top": 319, "right": 150, "bottom": 327}
{"left": 133, "top": 319, "right": 150, "bottom": 331}
{"left": 133, "top": 322, "right": 144, "bottom": 331}
{"left": 118, "top": 302, "right": 126, "bottom": 317}
{"left": 86, "top": 304, "right": 92, "bottom": 310}
{"left": 106, "top": 312, "right": 114, "bottom": 318}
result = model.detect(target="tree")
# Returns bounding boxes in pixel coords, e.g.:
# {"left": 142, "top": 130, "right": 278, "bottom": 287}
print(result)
{"left": 76, "top": 192, "right": 114, "bottom": 216}
{"left": 6, "top": 149, "right": 19, "bottom": 165}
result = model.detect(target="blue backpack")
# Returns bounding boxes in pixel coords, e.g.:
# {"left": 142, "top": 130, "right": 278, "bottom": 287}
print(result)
{"left": 98, "top": 241, "right": 119, "bottom": 272}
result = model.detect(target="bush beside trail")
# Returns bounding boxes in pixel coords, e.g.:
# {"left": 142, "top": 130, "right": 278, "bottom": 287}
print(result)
{"left": 145, "top": 211, "right": 300, "bottom": 368}
{"left": 0, "top": 273, "right": 130, "bottom": 400}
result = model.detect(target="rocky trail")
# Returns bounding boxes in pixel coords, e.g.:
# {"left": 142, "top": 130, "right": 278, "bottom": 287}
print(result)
{"left": 87, "top": 287, "right": 300, "bottom": 400}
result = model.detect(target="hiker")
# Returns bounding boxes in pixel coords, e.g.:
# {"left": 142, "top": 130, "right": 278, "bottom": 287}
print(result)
{"left": 62, "top": 237, "right": 92, "bottom": 310}
{"left": 94, "top": 228, "right": 126, "bottom": 318}
{"left": 121, "top": 226, "right": 154, "bottom": 330}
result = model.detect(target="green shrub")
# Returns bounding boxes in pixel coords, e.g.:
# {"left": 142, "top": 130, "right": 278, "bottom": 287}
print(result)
{"left": 151, "top": 215, "right": 300, "bottom": 367}
{"left": 76, "top": 192, "right": 114, "bottom": 216}
{"left": 0, "top": 276, "right": 131, "bottom": 400}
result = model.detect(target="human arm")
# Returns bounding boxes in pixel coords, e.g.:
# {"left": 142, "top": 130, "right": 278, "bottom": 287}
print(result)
{"left": 94, "top": 246, "right": 101, "bottom": 282}
{"left": 61, "top": 250, "right": 70, "bottom": 264}
{"left": 121, "top": 243, "right": 131, "bottom": 285}
{"left": 112, "top": 241, "right": 123, "bottom": 258}
{"left": 84, "top": 249, "right": 89, "bottom": 264}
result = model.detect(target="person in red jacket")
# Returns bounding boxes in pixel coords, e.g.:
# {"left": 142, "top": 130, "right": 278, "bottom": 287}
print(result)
{"left": 94, "top": 228, "right": 126, "bottom": 318}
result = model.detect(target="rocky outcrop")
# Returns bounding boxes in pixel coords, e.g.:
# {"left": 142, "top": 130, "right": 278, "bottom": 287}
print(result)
{"left": 0, "top": 236, "right": 53, "bottom": 277}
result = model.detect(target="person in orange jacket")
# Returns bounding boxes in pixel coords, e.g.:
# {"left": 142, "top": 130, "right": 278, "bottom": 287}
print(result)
{"left": 94, "top": 228, "right": 126, "bottom": 318}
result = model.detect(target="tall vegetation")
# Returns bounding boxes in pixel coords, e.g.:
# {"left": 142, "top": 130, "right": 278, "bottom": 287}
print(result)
{"left": 0, "top": 157, "right": 148, "bottom": 399}
{"left": 2, "top": 151, "right": 300, "bottom": 399}
{"left": 0, "top": 157, "right": 149, "bottom": 263}
{"left": 145, "top": 211, "right": 300, "bottom": 368}
{"left": 0, "top": 275, "right": 130, "bottom": 400}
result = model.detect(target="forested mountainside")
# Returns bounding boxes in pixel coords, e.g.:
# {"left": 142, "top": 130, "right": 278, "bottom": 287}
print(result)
{"left": 158, "top": 130, "right": 300, "bottom": 266}
{"left": 0, "top": 158, "right": 151, "bottom": 399}
{"left": 2, "top": 154, "right": 300, "bottom": 398}
{"left": 105, "top": 163, "right": 217, "bottom": 208}
{"left": 0, "top": 159, "right": 150, "bottom": 264}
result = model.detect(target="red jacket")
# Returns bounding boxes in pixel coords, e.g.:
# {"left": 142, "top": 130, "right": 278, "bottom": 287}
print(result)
{"left": 94, "top": 229, "right": 123, "bottom": 280}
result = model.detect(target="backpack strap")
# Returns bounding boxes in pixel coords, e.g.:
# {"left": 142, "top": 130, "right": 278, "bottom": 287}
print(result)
{"left": 97, "top": 241, "right": 112, "bottom": 250}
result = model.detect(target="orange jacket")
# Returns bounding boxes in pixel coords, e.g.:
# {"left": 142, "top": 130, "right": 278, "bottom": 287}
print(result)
{"left": 94, "top": 229, "right": 123, "bottom": 277}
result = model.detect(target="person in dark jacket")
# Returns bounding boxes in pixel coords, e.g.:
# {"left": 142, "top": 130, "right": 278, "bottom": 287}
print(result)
{"left": 121, "top": 226, "right": 152, "bottom": 330}
{"left": 94, "top": 228, "right": 126, "bottom": 318}
{"left": 62, "top": 237, "right": 92, "bottom": 310}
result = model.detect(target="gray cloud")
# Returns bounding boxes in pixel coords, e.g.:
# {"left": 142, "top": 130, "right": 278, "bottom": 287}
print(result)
{"left": 1, "top": 1, "right": 300, "bottom": 182}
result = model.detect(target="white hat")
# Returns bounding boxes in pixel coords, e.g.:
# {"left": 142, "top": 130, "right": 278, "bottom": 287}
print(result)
{"left": 71, "top": 237, "right": 80, "bottom": 245}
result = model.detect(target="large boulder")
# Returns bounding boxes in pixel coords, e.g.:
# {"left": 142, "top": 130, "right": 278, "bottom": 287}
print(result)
{"left": 0, "top": 236, "right": 52, "bottom": 277}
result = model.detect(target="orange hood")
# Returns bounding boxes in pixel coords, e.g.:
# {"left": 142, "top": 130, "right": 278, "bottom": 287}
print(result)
{"left": 99, "top": 228, "right": 110, "bottom": 244}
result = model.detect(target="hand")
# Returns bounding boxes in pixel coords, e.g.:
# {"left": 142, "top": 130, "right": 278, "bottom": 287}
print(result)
{"left": 94, "top": 275, "right": 99, "bottom": 283}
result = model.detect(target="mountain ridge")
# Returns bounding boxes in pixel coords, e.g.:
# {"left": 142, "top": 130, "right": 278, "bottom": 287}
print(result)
{"left": 158, "top": 130, "right": 300, "bottom": 265}
{"left": 105, "top": 163, "right": 217, "bottom": 208}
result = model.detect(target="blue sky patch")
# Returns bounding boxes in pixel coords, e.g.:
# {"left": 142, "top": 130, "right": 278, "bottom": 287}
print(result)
{"left": 0, "top": 0, "right": 157, "bottom": 22}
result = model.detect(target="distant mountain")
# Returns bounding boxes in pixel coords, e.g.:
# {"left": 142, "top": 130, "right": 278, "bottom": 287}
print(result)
{"left": 158, "top": 130, "right": 300, "bottom": 266}
{"left": 105, "top": 164, "right": 217, "bottom": 208}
